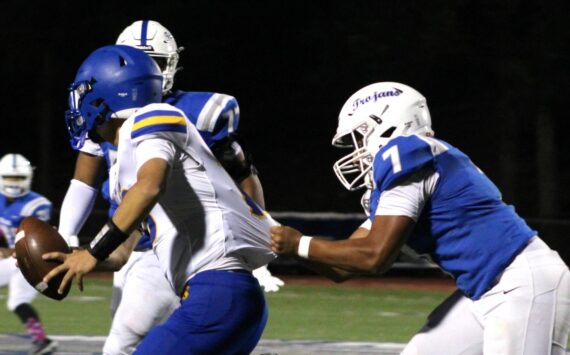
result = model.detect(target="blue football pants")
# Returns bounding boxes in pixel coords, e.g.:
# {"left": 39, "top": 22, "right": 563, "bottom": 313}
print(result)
{"left": 135, "top": 270, "right": 268, "bottom": 354}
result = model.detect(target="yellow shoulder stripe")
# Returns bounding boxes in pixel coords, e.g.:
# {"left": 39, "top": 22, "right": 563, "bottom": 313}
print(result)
{"left": 132, "top": 115, "right": 187, "bottom": 132}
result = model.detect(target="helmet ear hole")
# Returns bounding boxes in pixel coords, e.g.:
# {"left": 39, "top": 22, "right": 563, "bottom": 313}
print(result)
{"left": 153, "top": 57, "right": 168, "bottom": 71}
{"left": 90, "top": 98, "right": 104, "bottom": 108}
{"left": 119, "top": 56, "right": 127, "bottom": 67}
{"left": 381, "top": 127, "right": 397, "bottom": 138}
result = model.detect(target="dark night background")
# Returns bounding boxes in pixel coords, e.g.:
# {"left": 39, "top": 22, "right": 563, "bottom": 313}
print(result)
{"left": 1, "top": 1, "right": 569, "bottom": 233}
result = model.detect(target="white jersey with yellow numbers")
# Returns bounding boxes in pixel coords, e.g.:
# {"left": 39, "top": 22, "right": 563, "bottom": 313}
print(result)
{"left": 110, "top": 103, "right": 277, "bottom": 293}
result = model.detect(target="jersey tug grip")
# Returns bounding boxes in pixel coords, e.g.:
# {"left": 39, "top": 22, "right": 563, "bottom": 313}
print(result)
{"left": 87, "top": 220, "right": 129, "bottom": 261}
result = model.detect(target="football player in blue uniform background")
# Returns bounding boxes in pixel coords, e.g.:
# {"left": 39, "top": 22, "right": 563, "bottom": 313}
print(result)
{"left": 0, "top": 153, "right": 57, "bottom": 354}
{"left": 271, "top": 82, "right": 570, "bottom": 354}
{"left": 58, "top": 20, "right": 282, "bottom": 354}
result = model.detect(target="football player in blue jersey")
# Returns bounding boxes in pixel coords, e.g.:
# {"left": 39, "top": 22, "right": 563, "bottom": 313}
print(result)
{"left": 271, "top": 82, "right": 570, "bottom": 354}
{"left": 58, "top": 20, "right": 283, "bottom": 354}
{"left": 0, "top": 154, "right": 57, "bottom": 354}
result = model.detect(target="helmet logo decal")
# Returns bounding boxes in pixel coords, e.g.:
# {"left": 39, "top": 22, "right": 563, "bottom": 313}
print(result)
{"left": 136, "top": 45, "right": 155, "bottom": 52}
{"left": 351, "top": 88, "right": 402, "bottom": 112}
{"left": 162, "top": 31, "right": 174, "bottom": 42}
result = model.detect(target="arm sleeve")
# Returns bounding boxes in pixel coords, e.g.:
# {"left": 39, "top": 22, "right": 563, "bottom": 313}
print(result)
{"left": 375, "top": 170, "right": 439, "bottom": 221}
{"left": 58, "top": 179, "right": 98, "bottom": 238}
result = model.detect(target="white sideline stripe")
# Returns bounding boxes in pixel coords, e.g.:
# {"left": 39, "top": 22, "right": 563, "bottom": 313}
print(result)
{"left": 51, "top": 335, "right": 107, "bottom": 342}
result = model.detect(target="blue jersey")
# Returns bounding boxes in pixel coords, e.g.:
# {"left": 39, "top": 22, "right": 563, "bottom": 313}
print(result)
{"left": 164, "top": 90, "right": 239, "bottom": 147}
{"left": 0, "top": 192, "right": 52, "bottom": 247}
{"left": 369, "top": 135, "right": 535, "bottom": 299}
{"left": 101, "top": 91, "right": 239, "bottom": 250}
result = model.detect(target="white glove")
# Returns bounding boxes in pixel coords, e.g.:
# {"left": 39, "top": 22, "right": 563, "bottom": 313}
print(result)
{"left": 252, "top": 265, "right": 284, "bottom": 293}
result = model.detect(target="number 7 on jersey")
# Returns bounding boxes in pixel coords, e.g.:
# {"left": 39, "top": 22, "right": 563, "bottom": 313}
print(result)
{"left": 381, "top": 145, "right": 402, "bottom": 173}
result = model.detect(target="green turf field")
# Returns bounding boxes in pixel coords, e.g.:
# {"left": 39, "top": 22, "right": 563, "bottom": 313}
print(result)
{"left": 0, "top": 278, "right": 450, "bottom": 342}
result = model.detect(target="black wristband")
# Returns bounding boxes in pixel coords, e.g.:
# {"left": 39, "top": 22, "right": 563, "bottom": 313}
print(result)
{"left": 87, "top": 220, "right": 129, "bottom": 261}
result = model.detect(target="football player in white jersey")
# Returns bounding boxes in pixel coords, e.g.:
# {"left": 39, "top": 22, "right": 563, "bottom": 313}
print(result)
{"left": 46, "top": 45, "right": 277, "bottom": 354}
{"left": 0, "top": 154, "right": 57, "bottom": 354}
{"left": 58, "top": 20, "right": 282, "bottom": 354}
{"left": 271, "top": 82, "right": 570, "bottom": 354}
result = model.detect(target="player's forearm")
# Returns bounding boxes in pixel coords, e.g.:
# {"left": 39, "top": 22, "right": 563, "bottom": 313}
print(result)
{"left": 111, "top": 158, "right": 169, "bottom": 234}
{"left": 239, "top": 174, "right": 265, "bottom": 208}
{"left": 93, "top": 231, "right": 140, "bottom": 271}
{"left": 307, "top": 238, "right": 393, "bottom": 273}
{"left": 112, "top": 181, "right": 162, "bottom": 235}
{"left": 73, "top": 152, "right": 105, "bottom": 186}
{"left": 306, "top": 216, "right": 411, "bottom": 273}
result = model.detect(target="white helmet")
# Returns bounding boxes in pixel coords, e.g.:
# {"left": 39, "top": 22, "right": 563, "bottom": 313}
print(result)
{"left": 0, "top": 154, "right": 33, "bottom": 198}
{"left": 116, "top": 20, "right": 181, "bottom": 93}
{"left": 332, "top": 82, "right": 433, "bottom": 191}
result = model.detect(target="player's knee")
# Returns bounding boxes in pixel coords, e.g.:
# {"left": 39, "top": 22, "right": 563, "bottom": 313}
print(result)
{"left": 400, "top": 343, "right": 421, "bottom": 355}
{"left": 103, "top": 328, "right": 139, "bottom": 355}
{"left": 7, "top": 300, "right": 21, "bottom": 312}
{"left": 400, "top": 334, "right": 427, "bottom": 355}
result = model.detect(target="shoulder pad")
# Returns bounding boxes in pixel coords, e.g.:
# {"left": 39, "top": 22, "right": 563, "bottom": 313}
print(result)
{"left": 21, "top": 194, "right": 52, "bottom": 221}
{"left": 372, "top": 135, "right": 435, "bottom": 192}
{"left": 131, "top": 106, "right": 188, "bottom": 143}
{"left": 165, "top": 91, "right": 240, "bottom": 147}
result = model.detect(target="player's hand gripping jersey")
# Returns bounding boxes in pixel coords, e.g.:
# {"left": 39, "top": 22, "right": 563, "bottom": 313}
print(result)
{"left": 369, "top": 134, "right": 535, "bottom": 299}
{"left": 110, "top": 103, "right": 276, "bottom": 293}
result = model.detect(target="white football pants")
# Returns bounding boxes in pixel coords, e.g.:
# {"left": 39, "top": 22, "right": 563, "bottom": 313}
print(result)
{"left": 103, "top": 250, "right": 180, "bottom": 355}
{"left": 401, "top": 237, "right": 570, "bottom": 355}
{"left": 0, "top": 257, "right": 38, "bottom": 311}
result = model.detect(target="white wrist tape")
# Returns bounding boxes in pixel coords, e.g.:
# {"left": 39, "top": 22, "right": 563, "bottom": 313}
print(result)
{"left": 297, "top": 236, "right": 313, "bottom": 259}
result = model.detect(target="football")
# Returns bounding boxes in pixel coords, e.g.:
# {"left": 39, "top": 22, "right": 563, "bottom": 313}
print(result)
{"left": 15, "top": 217, "right": 72, "bottom": 300}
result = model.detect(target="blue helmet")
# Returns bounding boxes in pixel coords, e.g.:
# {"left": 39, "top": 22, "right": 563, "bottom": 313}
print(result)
{"left": 65, "top": 45, "right": 163, "bottom": 149}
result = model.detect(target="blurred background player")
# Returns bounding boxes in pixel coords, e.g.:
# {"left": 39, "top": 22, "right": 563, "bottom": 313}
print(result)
{"left": 271, "top": 82, "right": 570, "bottom": 354}
{"left": 58, "top": 20, "right": 282, "bottom": 354}
{"left": 0, "top": 153, "right": 57, "bottom": 354}
{"left": 48, "top": 44, "right": 277, "bottom": 354}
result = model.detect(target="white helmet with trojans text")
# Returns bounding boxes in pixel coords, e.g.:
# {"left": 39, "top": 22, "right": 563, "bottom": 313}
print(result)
{"left": 332, "top": 82, "right": 433, "bottom": 191}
